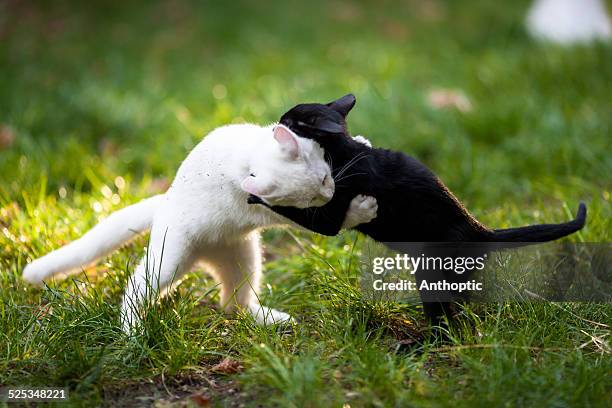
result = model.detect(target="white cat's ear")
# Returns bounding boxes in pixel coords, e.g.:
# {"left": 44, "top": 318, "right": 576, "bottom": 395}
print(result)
{"left": 273, "top": 125, "right": 299, "bottom": 159}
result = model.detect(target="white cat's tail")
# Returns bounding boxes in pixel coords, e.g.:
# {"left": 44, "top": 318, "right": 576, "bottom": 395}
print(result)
{"left": 22, "top": 194, "right": 165, "bottom": 285}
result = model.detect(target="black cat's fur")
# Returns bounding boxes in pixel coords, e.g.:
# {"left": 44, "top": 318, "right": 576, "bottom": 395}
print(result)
{"left": 249, "top": 94, "right": 587, "bottom": 323}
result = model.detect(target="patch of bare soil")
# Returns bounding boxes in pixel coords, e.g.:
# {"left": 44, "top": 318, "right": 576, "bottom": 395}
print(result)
{"left": 103, "top": 370, "right": 248, "bottom": 408}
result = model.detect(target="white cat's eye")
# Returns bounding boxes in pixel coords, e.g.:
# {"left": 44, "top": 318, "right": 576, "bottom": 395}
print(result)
{"left": 250, "top": 173, "right": 256, "bottom": 177}
{"left": 322, "top": 175, "right": 328, "bottom": 185}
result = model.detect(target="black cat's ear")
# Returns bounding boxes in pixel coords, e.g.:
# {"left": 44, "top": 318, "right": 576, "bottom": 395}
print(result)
{"left": 326, "top": 94, "right": 356, "bottom": 117}
{"left": 316, "top": 119, "right": 344, "bottom": 134}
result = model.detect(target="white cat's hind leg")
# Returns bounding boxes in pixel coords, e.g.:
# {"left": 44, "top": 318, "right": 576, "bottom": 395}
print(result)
{"left": 204, "top": 231, "right": 293, "bottom": 326}
{"left": 121, "top": 219, "right": 195, "bottom": 333}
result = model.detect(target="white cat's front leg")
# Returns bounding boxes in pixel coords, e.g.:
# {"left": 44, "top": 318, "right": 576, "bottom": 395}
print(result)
{"left": 205, "top": 231, "right": 293, "bottom": 326}
{"left": 352, "top": 135, "right": 372, "bottom": 148}
{"left": 342, "top": 195, "right": 378, "bottom": 229}
{"left": 247, "top": 304, "right": 293, "bottom": 325}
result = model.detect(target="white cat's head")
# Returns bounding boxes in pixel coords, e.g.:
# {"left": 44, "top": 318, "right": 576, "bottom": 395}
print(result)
{"left": 241, "top": 124, "right": 334, "bottom": 208}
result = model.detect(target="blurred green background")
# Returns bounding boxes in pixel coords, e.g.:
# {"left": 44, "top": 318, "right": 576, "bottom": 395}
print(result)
{"left": 0, "top": 0, "right": 610, "bottom": 406}
{"left": 1, "top": 0, "right": 610, "bottom": 216}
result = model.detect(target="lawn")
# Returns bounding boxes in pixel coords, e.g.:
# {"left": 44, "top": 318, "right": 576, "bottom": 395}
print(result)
{"left": 1, "top": 0, "right": 611, "bottom": 406}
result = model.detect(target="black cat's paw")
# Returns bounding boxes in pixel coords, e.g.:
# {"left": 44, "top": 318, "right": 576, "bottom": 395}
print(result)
{"left": 247, "top": 194, "right": 267, "bottom": 206}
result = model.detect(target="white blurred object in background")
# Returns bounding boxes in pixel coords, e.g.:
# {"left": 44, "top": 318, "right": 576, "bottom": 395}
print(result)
{"left": 526, "top": 0, "right": 611, "bottom": 44}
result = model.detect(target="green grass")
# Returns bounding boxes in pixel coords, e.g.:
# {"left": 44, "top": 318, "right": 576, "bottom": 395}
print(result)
{"left": 1, "top": 0, "right": 611, "bottom": 406}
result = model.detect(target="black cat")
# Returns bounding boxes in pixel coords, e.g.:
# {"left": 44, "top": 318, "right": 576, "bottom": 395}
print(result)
{"left": 249, "top": 94, "right": 586, "bottom": 323}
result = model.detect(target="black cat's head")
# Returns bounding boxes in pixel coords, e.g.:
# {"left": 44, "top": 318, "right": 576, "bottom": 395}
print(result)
{"left": 279, "top": 94, "right": 356, "bottom": 143}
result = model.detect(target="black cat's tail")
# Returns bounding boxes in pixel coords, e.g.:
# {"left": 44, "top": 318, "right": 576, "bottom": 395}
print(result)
{"left": 490, "top": 202, "right": 586, "bottom": 243}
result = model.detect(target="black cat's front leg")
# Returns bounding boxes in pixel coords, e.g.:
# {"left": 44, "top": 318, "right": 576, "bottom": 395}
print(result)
{"left": 248, "top": 194, "right": 350, "bottom": 236}
{"left": 247, "top": 194, "right": 267, "bottom": 206}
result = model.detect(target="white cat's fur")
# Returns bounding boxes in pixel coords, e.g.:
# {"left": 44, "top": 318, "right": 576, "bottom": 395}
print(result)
{"left": 23, "top": 123, "right": 377, "bottom": 332}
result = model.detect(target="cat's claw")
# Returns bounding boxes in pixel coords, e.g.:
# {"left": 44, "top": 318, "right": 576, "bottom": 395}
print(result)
{"left": 342, "top": 194, "right": 378, "bottom": 229}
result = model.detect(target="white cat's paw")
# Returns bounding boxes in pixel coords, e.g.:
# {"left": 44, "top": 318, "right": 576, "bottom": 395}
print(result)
{"left": 352, "top": 135, "right": 372, "bottom": 148}
{"left": 342, "top": 194, "right": 378, "bottom": 228}
{"left": 248, "top": 304, "right": 294, "bottom": 326}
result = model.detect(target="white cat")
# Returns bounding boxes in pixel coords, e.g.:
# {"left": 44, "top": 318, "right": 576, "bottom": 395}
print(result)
{"left": 22, "top": 124, "right": 377, "bottom": 332}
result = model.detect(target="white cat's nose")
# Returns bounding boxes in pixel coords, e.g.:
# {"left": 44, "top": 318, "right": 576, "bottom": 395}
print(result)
{"left": 322, "top": 188, "right": 333, "bottom": 200}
